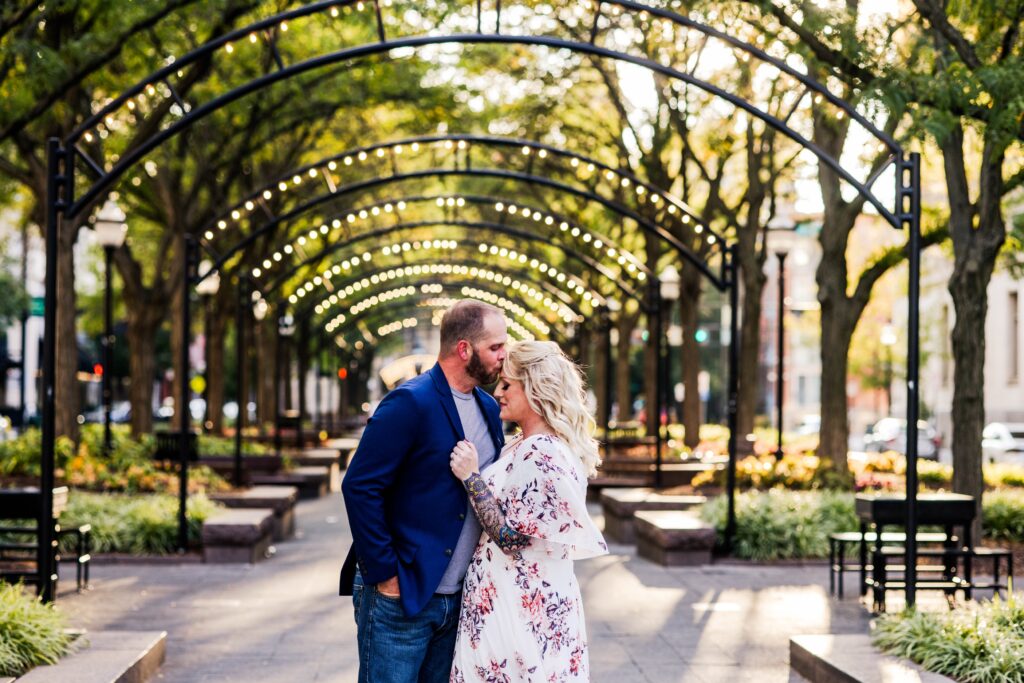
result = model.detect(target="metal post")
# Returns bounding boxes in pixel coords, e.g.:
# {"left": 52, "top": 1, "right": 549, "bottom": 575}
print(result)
{"left": 775, "top": 251, "right": 787, "bottom": 461}
{"left": 19, "top": 218, "right": 28, "bottom": 429}
{"left": 725, "top": 244, "right": 740, "bottom": 552}
{"left": 602, "top": 309, "right": 613, "bottom": 434}
{"left": 649, "top": 282, "right": 663, "bottom": 488}
{"left": 39, "top": 138, "right": 63, "bottom": 601}
{"left": 177, "top": 235, "right": 194, "bottom": 553}
{"left": 296, "top": 318, "right": 307, "bottom": 448}
{"left": 901, "top": 153, "right": 922, "bottom": 608}
{"left": 103, "top": 246, "right": 114, "bottom": 454}
{"left": 314, "top": 336, "right": 322, "bottom": 435}
{"left": 274, "top": 322, "right": 282, "bottom": 455}
{"left": 233, "top": 277, "right": 247, "bottom": 488}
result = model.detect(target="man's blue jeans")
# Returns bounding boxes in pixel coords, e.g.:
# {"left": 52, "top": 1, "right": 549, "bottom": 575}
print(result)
{"left": 352, "top": 573, "right": 461, "bottom": 683}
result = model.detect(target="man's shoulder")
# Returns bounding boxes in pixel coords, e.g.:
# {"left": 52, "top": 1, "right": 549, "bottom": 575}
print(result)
{"left": 473, "top": 386, "right": 499, "bottom": 409}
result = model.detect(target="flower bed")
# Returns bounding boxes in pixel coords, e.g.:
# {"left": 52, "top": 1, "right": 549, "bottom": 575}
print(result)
{"left": 0, "top": 583, "right": 71, "bottom": 677}
{"left": 873, "top": 596, "right": 1024, "bottom": 683}
{"left": 59, "top": 491, "right": 222, "bottom": 554}
{"left": 1, "top": 425, "right": 229, "bottom": 494}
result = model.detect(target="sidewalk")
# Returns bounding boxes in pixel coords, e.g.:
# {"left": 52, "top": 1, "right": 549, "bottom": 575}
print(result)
{"left": 60, "top": 491, "right": 870, "bottom": 682}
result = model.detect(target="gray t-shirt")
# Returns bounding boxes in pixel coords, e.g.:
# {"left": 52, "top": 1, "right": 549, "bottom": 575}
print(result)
{"left": 435, "top": 387, "right": 498, "bottom": 594}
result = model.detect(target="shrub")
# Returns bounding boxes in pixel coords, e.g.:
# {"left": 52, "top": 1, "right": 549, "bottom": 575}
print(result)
{"left": 0, "top": 583, "right": 71, "bottom": 677}
{"left": 0, "top": 430, "right": 75, "bottom": 479}
{"left": 692, "top": 453, "right": 825, "bottom": 490}
{"left": 59, "top": 491, "right": 222, "bottom": 554}
{"left": 983, "top": 489, "right": 1024, "bottom": 543}
{"left": 197, "top": 434, "right": 269, "bottom": 457}
{"left": 699, "top": 489, "right": 857, "bottom": 560}
{"left": 873, "top": 596, "right": 1024, "bottom": 683}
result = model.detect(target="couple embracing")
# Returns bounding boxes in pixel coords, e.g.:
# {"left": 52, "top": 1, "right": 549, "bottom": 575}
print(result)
{"left": 340, "top": 299, "right": 608, "bottom": 683}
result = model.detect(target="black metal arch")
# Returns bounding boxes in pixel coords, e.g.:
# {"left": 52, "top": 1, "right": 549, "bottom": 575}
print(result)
{"left": 206, "top": 167, "right": 726, "bottom": 291}
{"left": 62, "top": 1, "right": 901, "bottom": 228}
{"left": 258, "top": 221, "right": 641, "bottom": 309}
{"left": 40, "top": 0, "right": 926, "bottom": 605}
{"left": 202, "top": 134, "right": 716, "bottom": 250}
{"left": 289, "top": 259, "right": 589, "bottom": 330}
{"left": 249, "top": 191, "right": 654, "bottom": 291}
{"left": 323, "top": 280, "right": 572, "bottom": 343}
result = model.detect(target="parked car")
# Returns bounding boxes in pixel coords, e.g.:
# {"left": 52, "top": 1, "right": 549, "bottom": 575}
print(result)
{"left": 794, "top": 414, "right": 820, "bottom": 436}
{"left": 982, "top": 422, "right": 1024, "bottom": 463}
{"left": 863, "top": 417, "right": 940, "bottom": 459}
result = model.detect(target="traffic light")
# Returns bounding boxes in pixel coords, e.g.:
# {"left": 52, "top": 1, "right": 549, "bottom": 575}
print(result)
{"left": 337, "top": 367, "right": 348, "bottom": 380}
{"left": 695, "top": 328, "right": 709, "bottom": 344}
{"left": 93, "top": 363, "right": 104, "bottom": 377}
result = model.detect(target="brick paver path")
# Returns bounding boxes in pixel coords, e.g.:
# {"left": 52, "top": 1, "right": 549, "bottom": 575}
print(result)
{"left": 61, "top": 489, "right": 871, "bottom": 682}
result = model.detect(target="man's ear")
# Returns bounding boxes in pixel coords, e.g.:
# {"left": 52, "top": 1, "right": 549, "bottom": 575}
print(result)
{"left": 457, "top": 340, "right": 470, "bottom": 360}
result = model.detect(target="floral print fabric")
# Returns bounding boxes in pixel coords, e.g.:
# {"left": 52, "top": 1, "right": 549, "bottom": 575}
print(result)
{"left": 451, "top": 433, "right": 608, "bottom": 683}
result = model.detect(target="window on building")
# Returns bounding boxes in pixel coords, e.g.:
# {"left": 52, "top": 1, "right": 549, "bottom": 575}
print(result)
{"left": 1011, "top": 291, "right": 1020, "bottom": 384}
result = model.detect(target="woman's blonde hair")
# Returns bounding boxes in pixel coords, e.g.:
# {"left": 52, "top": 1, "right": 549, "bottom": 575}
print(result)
{"left": 503, "top": 340, "right": 601, "bottom": 476}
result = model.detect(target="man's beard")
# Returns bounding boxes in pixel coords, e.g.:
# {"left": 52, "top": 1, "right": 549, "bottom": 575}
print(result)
{"left": 466, "top": 347, "right": 499, "bottom": 385}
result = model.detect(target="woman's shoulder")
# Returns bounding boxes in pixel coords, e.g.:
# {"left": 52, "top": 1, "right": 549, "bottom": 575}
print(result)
{"left": 517, "top": 434, "right": 584, "bottom": 476}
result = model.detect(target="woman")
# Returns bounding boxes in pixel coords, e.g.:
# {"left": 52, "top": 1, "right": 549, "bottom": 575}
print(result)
{"left": 449, "top": 340, "right": 608, "bottom": 683}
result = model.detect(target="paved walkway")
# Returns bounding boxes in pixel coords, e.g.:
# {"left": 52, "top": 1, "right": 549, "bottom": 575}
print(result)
{"left": 60, "top": 489, "right": 872, "bottom": 682}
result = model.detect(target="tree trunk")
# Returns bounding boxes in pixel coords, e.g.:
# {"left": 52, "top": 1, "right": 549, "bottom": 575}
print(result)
{"left": 125, "top": 306, "right": 161, "bottom": 437}
{"left": 615, "top": 309, "right": 638, "bottom": 423}
{"left": 55, "top": 223, "right": 79, "bottom": 441}
{"left": 206, "top": 304, "right": 226, "bottom": 434}
{"left": 594, "top": 315, "right": 610, "bottom": 433}
{"left": 256, "top": 320, "right": 277, "bottom": 428}
{"left": 944, "top": 129, "right": 1006, "bottom": 542}
{"left": 169, "top": 233, "right": 187, "bottom": 432}
{"left": 737, "top": 247, "right": 767, "bottom": 439}
{"left": 679, "top": 269, "right": 702, "bottom": 449}
{"left": 818, "top": 302, "right": 857, "bottom": 485}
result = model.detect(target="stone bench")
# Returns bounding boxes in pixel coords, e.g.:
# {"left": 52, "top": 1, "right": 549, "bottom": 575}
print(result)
{"left": 209, "top": 486, "right": 299, "bottom": 541}
{"left": 202, "top": 509, "right": 275, "bottom": 563}
{"left": 284, "top": 448, "right": 344, "bottom": 491}
{"left": 250, "top": 466, "right": 330, "bottom": 500}
{"left": 635, "top": 510, "right": 716, "bottom": 566}
{"left": 600, "top": 488, "right": 707, "bottom": 544}
{"left": 790, "top": 634, "right": 954, "bottom": 682}
{"left": 198, "top": 455, "right": 284, "bottom": 485}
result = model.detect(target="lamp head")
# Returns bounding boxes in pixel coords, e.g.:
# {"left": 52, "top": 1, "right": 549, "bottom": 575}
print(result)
{"left": 94, "top": 199, "right": 128, "bottom": 248}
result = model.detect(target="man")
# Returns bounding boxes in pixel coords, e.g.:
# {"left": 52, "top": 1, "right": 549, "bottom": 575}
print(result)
{"left": 340, "top": 299, "right": 508, "bottom": 683}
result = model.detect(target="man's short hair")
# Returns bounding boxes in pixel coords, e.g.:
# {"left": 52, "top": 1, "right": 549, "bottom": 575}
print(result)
{"left": 440, "top": 300, "right": 503, "bottom": 356}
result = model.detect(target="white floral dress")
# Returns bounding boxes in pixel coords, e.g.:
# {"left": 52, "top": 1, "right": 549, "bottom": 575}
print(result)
{"left": 451, "top": 433, "right": 608, "bottom": 683}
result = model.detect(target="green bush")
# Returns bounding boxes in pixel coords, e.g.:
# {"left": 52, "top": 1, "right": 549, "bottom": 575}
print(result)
{"left": 983, "top": 489, "right": 1024, "bottom": 543}
{"left": 59, "top": 491, "right": 222, "bottom": 554}
{"left": 0, "top": 429, "right": 75, "bottom": 479}
{"left": 197, "top": 434, "right": 268, "bottom": 456}
{"left": 0, "top": 583, "right": 71, "bottom": 677}
{"left": 699, "top": 489, "right": 857, "bottom": 560}
{"left": 874, "top": 596, "right": 1024, "bottom": 683}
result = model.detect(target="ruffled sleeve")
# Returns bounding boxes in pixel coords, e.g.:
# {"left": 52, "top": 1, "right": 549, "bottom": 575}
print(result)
{"left": 499, "top": 435, "right": 608, "bottom": 560}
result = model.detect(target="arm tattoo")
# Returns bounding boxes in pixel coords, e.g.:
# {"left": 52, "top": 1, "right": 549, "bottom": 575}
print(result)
{"left": 463, "top": 473, "right": 531, "bottom": 552}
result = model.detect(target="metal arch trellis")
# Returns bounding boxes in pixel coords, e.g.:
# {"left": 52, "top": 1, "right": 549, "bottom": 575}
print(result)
{"left": 288, "top": 259, "right": 592, "bottom": 332}
{"left": 198, "top": 133, "right": 719, "bottom": 259}
{"left": 40, "top": 0, "right": 924, "bottom": 605}
{"left": 192, "top": 137, "right": 724, "bottom": 291}
{"left": 252, "top": 193, "right": 653, "bottom": 294}
{"left": 318, "top": 280, "right": 576, "bottom": 344}
{"left": 258, "top": 221, "right": 645, "bottom": 310}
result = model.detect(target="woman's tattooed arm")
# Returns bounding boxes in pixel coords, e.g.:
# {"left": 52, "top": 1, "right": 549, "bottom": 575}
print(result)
{"left": 463, "top": 473, "right": 531, "bottom": 552}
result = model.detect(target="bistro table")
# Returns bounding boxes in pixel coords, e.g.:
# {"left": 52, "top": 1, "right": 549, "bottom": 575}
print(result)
{"left": 855, "top": 492, "right": 976, "bottom": 608}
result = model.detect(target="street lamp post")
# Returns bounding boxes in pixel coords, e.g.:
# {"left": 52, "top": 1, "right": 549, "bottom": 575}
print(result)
{"left": 93, "top": 199, "right": 127, "bottom": 454}
{"left": 659, "top": 265, "right": 681, "bottom": 429}
{"left": 195, "top": 260, "right": 221, "bottom": 433}
{"left": 276, "top": 314, "right": 295, "bottom": 455}
{"left": 774, "top": 251, "right": 787, "bottom": 461}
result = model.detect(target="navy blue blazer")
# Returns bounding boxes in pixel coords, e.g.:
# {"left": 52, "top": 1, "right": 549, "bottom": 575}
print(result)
{"left": 339, "top": 363, "right": 504, "bottom": 616}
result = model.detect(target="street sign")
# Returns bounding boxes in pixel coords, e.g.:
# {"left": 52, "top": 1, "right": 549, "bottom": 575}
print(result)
{"left": 30, "top": 297, "right": 43, "bottom": 317}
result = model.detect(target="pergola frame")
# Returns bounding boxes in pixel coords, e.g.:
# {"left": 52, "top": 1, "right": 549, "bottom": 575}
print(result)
{"left": 40, "top": 0, "right": 922, "bottom": 606}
